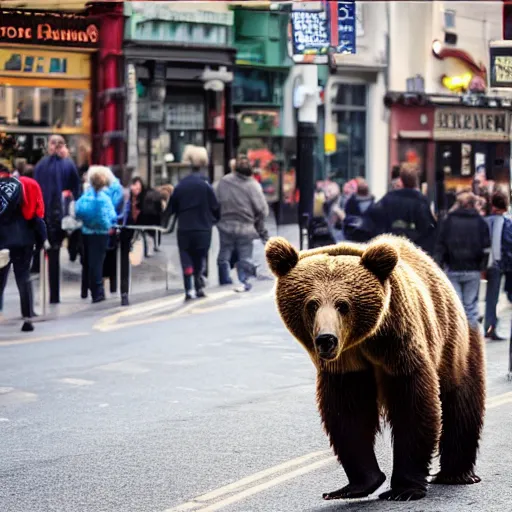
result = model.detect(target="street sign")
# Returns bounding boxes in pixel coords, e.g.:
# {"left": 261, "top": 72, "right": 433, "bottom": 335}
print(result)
{"left": 489, "top": 41, "right": 512, "bottom": 90}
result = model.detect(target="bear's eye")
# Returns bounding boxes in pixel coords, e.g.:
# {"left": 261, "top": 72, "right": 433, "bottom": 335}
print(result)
{"left": 336, "top": 301, "right": 350, "bottom": 315}
{"left": 305, "top": 300, "right": 319, "bottom": 318}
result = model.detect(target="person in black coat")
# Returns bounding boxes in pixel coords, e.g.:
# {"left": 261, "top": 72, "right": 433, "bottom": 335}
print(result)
{"left": 434, "top": 191, "right": 490, "bottom": 328}
{"left": 368, "top": 163, "right": 437, "bottom": 255}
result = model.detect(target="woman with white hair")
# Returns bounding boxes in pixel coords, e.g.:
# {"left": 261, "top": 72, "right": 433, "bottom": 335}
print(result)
{"left": 75, "top": 166, "right": 118, "bottom": 303}
{"left": 168, "top": 145, "right": 220, "bottom": 301}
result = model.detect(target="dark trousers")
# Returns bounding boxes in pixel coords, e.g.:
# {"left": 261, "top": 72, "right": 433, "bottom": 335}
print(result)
{"left": 484, "top": 263, "right": 502, "bottom": 332}
{"left": 120, "top": 229, "right": 134, "bottom": 296}
{"left": 83, "top": 234, "right": 109, "bottom": 301}
{"left": 47, "top": 229, "right": 64, "bottom": 304}
{"left": 0, "top": 246, "right": 34, "bottom": 318}
{"left": 177, "top": 230, "right": 211, "bottom": 293}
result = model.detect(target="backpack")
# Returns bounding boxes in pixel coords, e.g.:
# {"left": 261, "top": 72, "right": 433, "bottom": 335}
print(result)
{"left": 343, "top": 198, "right": 376, "bottom": 243}
{"left": 501, "top": 216, "right": 512, "bottom": 272}
{"left": 0, "top": 176, "right": 22, "bottom": 225}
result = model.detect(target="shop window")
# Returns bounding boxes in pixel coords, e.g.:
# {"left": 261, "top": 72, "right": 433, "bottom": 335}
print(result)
{"left": 234, "top": 69, "right": 282, "bottom": 104}
{"left": 328, "top": 83, "right": 367, "bottom": 185}
{"left": 0, "top": 86, "right": 88, "bottom": 129}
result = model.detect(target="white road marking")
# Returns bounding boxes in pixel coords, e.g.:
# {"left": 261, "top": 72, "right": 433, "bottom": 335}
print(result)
{"left": 0, "top": 418, "right": 9, "bottom": 422}
{"left": 97, "top": 361, "right": 150, "bottom": 374}
{"left": 58, "top": 378, "right": 95, "bottom": 386}
{"left": 0, "top": 332, "right": 89, "bottom": 347}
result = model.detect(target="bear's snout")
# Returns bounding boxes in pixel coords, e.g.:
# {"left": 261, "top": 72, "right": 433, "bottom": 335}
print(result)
{"left": 315, "top": 333, "right": 339, "bottom": 360}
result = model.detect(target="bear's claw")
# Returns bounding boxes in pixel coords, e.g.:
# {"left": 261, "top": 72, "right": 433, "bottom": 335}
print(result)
{"left": 432, "top": 471, "right": 481, "bottom": 485}
{"left": 323, "top": 472, "right": 386, "bottom": 500}
{"left": 379, "top": 488, "right": 426, "bottom": 501}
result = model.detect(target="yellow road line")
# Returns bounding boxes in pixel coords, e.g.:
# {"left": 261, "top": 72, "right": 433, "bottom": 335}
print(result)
{"left": 0, "top": 332, "right": 89, "bottom": 347}
{"left": 165, "top": 390, "right": 512, "bottom": 512}
{"left": 163, "top": 450, "right": 331, "bottom": 512}
{"left": 94, "top": 289, "right": 244, "bottom": 332}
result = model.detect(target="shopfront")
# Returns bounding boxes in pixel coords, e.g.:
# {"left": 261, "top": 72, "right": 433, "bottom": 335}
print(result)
{"left": 385, "top": 92, "right": 511, "bottom": 212}
{"left": 0, "top": 8, "right": 98, "bottom": 167}
{"left": 123, "top": 2, "right": 236, "bottom": 186}
{"left": 232, "top": 6, "right": 296, "bottom": 223}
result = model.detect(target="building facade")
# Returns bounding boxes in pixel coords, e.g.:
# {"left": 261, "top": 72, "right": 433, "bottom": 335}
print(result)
{"left": 123, "top": 1, "right": 236, "bottom": 186}
{"left": 387, "top": 1, "right": 506, "bottom": 210}
{"left": 0, "top": 7, "right": 100, "bottom": 167}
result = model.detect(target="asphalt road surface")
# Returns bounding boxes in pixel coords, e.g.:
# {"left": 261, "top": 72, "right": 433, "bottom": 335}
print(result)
{"left": 1, "top": 281, "right": 511, "bottom": 512}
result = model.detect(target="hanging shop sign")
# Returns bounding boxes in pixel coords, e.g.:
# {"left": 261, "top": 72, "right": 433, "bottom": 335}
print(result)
{"left": 434, "top": 108, "right": 511, "bottom": 142}
{"left": 0, "top": 9, "right": 99, "bottom": 49}
{"left": 489, "top": 42, "right": 512, "bottom": 89}
{"left": 289, "top": 1, "right": 356, "bottom": 64}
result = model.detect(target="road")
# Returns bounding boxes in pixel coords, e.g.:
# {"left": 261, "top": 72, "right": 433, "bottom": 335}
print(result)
{"left": 1, "top": 281, "right": 511, "bottom": 512}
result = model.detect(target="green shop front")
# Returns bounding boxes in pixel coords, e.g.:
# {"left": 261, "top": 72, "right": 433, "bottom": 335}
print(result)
{"left": 123, "top": 2, "right": 236, "bottom": 186}
{"left": 232, "top": 7, "right": 296, "bottom": 224}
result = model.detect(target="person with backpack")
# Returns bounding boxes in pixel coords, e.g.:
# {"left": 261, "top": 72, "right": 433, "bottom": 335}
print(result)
{"left": 342, "top": 177, "right": 375, "bottom": 243}
{"left": 434, "top": 191, "right": 490, "bottom": 328}
{"left": 75, "top": 166, "right": 118, "bottom": 304}
{"left": 484, "top": 190, "right": 510, "bottom": 340}
{"left": 0, "top": 162, "right": 47, "bottom": 332}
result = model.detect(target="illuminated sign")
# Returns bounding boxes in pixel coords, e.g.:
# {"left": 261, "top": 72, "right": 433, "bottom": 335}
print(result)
{"left": 489, "top": 44, "right": 512, "bottom": 88}
{"left": 0, "top": 9, "right": 99, "bottom": 49}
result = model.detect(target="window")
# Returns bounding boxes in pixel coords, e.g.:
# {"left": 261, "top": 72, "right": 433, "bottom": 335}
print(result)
{"left": 444, "top": 10, "right": 456, "bottom": 29}
{"left": 327, "top": 83, "right": 367, "bottom": 185}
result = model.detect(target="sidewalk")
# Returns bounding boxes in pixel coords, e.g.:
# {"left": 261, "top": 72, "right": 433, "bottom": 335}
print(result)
{"left": 1, "top": 216, "right": 300, "bottom": 321}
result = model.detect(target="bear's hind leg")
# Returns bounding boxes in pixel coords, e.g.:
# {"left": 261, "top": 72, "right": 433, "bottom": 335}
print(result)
{"left": 317, "top": 369, "right": 385, "bottom": 501}
{"left": 433, "top": 327, "right": 485, "bottom": 485}
{"left": 379, "top": 367, "right": 441, "bottom": 502}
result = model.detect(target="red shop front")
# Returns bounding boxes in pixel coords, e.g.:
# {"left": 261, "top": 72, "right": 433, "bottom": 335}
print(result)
{"left": 385, "top": 92, "right": 511, "bottom": 214}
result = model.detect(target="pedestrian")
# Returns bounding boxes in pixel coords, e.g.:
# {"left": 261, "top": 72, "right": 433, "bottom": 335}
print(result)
{"left": 215, "top": 154, "right": 269, "bottom": 292}
{"left": 483, "top": 190, "right": 509, "bottom": 340}
{"left": 33, "top": 134, "right": 80, "bottom": 303}
{"left": 168, "top": 146, "right": 220, "bottom": 301}
{"left": 80, "top": 167, "right": 124, "bottom": 300}
{"left": 368, "top": 163, "right": 437, "bottom": 255}
{"left": 74, "top": 166, "right": 117, "bottom": 304}
{"left": 434, "top": 191, "right": 490, "bottom": 328}
{"left": 342, "top": 177, "right": 375, "bottom": 243}
{"left": 0, "top": 162, "right": 47, "bottom": 331}
{"left": 389, "top": 165, "right": 403, "bottom": 191}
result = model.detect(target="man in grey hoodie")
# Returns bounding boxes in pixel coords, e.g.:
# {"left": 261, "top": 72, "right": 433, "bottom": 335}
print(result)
{"left": 215, "top": 155, "right": 269, "bottom": 292}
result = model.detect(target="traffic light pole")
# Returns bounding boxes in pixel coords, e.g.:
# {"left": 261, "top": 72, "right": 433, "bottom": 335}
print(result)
{"left": 295, "top": 64, "right": 318, "bottom": 251}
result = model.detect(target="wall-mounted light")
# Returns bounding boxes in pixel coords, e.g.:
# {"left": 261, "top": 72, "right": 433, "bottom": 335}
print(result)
{"left": 432, "top": 39, "right": 443, "bottom": 57}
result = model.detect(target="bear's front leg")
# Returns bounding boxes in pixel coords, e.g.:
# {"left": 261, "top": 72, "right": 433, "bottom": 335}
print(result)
{"left": 379, "top": 368, "right": 442, "bottom": 502}
{"left": 317, "top": 369, "right": 386, "bottom": 500}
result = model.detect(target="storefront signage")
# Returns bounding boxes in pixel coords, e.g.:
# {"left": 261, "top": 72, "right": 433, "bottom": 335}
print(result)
{"left": 489, "top": 44, "right": 512, "bottom": 89}
{"left": 434, "top": 108, "right": 511, "bottom": 142}
{"left": 0, "top": 10, "right": 99, "bottom": 49}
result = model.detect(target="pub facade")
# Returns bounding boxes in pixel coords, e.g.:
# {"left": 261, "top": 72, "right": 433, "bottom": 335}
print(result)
{"left": 384, "top": 91, "right": 512, "bottom": 212}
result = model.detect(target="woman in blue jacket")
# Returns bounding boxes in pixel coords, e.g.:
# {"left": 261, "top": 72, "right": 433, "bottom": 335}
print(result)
{"left": 75, "top": 166, "right": 117, "bottom": 303}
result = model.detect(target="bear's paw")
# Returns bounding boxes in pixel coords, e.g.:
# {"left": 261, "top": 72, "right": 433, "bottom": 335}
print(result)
{"left": 265, "top": 237, "right": 299, "bottom": 277}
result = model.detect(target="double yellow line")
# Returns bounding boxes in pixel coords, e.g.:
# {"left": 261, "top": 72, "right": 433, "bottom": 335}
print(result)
{"left": 165, "top": 391, "right": 512, "bottom": 512}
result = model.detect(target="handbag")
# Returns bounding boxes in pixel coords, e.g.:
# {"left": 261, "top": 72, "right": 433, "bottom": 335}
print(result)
{"left": 129, "top": 231, "right": 144, "bottom": 266}
{"left": 0, "top": 248, "right": 9, "bottom": 269}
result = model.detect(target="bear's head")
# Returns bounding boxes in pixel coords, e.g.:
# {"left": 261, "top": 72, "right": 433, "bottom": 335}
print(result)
{"left": 265, "top": 237, "right": 398, "bottom": 364}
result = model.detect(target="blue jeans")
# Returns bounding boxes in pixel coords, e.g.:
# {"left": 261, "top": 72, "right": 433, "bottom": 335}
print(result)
{"left": 217, "top": 231, "right": 255, "bottom": 286}
{"left": 484, "top": 264, "right": 502, "bottom": 332}
{"left": 447, "top": 271, "right": 481, "bottom": 327}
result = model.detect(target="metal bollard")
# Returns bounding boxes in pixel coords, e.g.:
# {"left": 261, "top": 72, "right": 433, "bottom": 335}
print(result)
{"left": 116, "top": 234, "right": 121, "bottom": 298}
{"left": 39, "top": 249, "right": 48, "bottom": 316}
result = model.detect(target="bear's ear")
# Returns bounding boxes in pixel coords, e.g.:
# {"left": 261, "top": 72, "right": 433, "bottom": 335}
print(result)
{"left": 265, "top": 237, "right": 299, "bottom": 277}
{"left": 361, "top": 241, "right": 398, "bottom": 282}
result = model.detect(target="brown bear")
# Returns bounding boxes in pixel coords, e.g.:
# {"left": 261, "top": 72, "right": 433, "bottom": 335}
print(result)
{"left": 265, "top": 234, "right": 486, "bottom": 502}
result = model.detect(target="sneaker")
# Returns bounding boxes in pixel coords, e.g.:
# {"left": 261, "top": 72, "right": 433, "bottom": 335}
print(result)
{"left": 196, "top": 289, "right": 206, "bottom": 298}
{"left": 184, "top": 293, "right": 194, "bottom": 302}
{"left": 485, "top": 327, "right": 506, "bottom": 341}
{"left": 21, "top": 320, "right": 34, "bottom": 332}
{"left": 121, "top": 294, "right": 129, "bottom": 307}
{"left": 234, "top": 282, "right": 252, "bottom": 293}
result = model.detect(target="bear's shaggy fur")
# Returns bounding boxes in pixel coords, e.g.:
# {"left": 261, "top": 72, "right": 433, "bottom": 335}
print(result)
{"left": 265, "top": 234, "right": 486, "bottom": 502}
